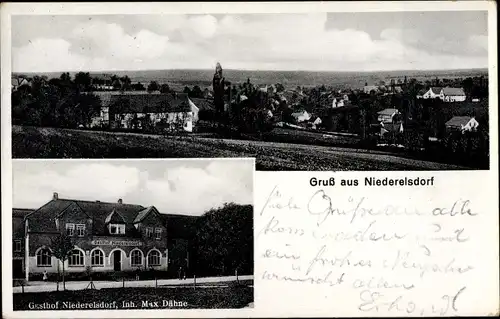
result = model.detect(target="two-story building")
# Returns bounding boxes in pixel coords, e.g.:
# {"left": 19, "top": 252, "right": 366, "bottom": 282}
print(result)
{"left": 13, "top": 193, "right": 198, "bottom": 281}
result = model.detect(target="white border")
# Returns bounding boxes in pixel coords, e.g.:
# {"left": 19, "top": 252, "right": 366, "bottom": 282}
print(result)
{"left": 1, "top": 1, "right": 497, "bottom": 318}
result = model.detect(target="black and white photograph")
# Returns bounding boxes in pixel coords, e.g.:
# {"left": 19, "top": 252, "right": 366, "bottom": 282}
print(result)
{"left": 10, "top": 159, "right": 254, "bottom": 310}
{"left": 9, "top": 10, "right": 490, "bottom": 171}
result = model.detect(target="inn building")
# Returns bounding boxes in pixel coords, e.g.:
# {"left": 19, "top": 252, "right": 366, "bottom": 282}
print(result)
{"left": 12, "top": 193, "right": 197, "bottom": 280}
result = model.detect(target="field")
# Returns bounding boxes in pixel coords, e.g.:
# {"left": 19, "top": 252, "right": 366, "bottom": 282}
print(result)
{"left": 14, "top": 68, "right": 488, "bottom": 91}
{"left": 13, "top": 286, "right": 253, "bottom": 310}
{"left": 12, "top": 125, "right": 467, "bottom": 171}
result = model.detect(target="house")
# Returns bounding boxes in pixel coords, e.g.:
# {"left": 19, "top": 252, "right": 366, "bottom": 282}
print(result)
{"left": 11, "top": 76, "right": 31, "bottom": 91}
{"left": 90, "top": 93, "right": 200, "bottom": 132}
{"left": 441, "top": 87, "right": 466, "bottom": 102}
{"left": 311, "top": 117, "right": 322, "bottom": 129}
{"left": 416, "top": 88, "right": 427, "bottom": 99}
{"left": 377, "top": 108, "right": 401, "bottom": 123}
{"left": 332, "top": 97, "right": 345, "bottom": 108}
{"left": 291, "top": 110, "right": 311, "bottom": 123}
{"left": 14, "top": 193, "right": 198, "bottom": 281}
{"left": 92, "top": 74, "right": 115, "bottom": 91}
{"left": 422, "top": 87, "right": 443, "bottom": 99}
{"left": 445, "top": 116, "right": 479, "bottom": 132}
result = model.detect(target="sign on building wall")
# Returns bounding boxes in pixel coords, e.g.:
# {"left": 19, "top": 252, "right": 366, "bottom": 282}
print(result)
{"left": 91, "top": 239, "right": 143, "bottom": 246}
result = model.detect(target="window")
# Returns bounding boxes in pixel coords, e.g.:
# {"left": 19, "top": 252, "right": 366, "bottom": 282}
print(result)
{"left": 146, "top": 227, "right": 153, "bottom": 238}
{"left": 36, "top": 248, "right": 51, "bottom": 266}
{"left": 147, "top": 250, "right": 161, "bottom": 266}
{"left": 68, "top": 249, "right": 84, "bottom": 266}
{"left": 76, "top": 224, "right": 85, "bottom": 237}
{"left": 13, "top": 240, "right": 22, "bottom": 252}
{"left": 155, "top": 228, "right": 162, "bottom": 240}
{"left": 91, "top": 249, "right": 104, "bottom": 267}
{"left": 130, "top": 250, "right": 143, "bottom": 267}
{"left": 66, "top": 223, "right": 75, "bottom": 236}
{"left": 109, "top": 224, "right": 125, "bottom": 235}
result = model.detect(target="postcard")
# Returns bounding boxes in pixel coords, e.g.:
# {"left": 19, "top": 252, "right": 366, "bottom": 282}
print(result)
{"left": 1, "top": 1, "right": 498, "bottom": 318}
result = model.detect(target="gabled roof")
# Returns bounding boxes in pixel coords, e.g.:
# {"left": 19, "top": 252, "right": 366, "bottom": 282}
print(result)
{"left": 109, "top": 93, "right": 192, "bottom": 114}
{"left": 133, "top": 206, "right": 161, "bottom": 224}
{"left": 105, "top": 209, "right": 126, "bottom": 224}
{"left": 377, "top": 108, "right": 399, "bottom": 116}
{"left": 445, "top": 116, "right": 475, "bottom": 127}
{"left": 292, "top": 110, "right": 308, "bottom": 117}
{"left": 430, "top": 87, "right": 443, "bottom": 94}
{"left": 417, "top": 88, "right": 427, "bottom": 95}
{"left": 442, "top": 87, "right": 466, "bottom": 96}
{"left": 189, "top": 97, "right": 214, "bottom": 111}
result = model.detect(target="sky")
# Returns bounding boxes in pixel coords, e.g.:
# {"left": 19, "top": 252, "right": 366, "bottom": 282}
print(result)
{"left": 11, "top": 11, "right": 488, "bottom": 72}
{"left": 12, "top": 159, "right": 254, "bottom": 216}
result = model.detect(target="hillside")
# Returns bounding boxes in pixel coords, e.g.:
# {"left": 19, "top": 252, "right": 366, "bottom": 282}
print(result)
{"left": 12, "top": 125, "right": 468, "bottom": 171}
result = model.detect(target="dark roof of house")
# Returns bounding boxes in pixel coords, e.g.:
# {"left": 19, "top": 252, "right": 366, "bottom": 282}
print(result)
{"left": 442, "top": 87, "right": 466, "bottom": 96}
{"left": 109, "top": 93, "right": 191, "bottom": 114}
{"left": 134, "top": 206, "right": 156, "bottom": 223}
{"left": 25, "top": 198, "right": 145, "bottom": 234}
{"left": 377, "top": 108, "right": 399, "bottom": 116}
{"left": 13, "top": 208, "right": 35, "bottom": 219}
{"left": 445, "top": 116, "right": 474, "bottom": 127}
{"left": 104, "top": 209, "right": 126, "bottom": 224}
{"left": 21, "top": 198, "right": 200, "bottom": 238}
{"left": 189, "top": 97, "right": 214, "bottom": 111}
{"left": 430, "top": 87, "right": 443, "bottom": 94}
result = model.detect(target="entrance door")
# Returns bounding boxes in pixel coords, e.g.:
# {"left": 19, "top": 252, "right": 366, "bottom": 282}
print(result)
{"left": 113, "top": 251, "right": 121, "bottom": 271}
{"left": 12, "top": 260, "right": 23, "bottom": 278}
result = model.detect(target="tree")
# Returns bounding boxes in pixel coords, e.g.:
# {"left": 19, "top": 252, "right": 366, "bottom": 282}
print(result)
{"left": 183, "top": 86, "right": 192, "bottom": 95}
{"left": 50, "top": 234, "right": 75, "bottom": 290}
{"left": 193, "top": 203, "right": 253, "bottom": 276}
{"left": 132, "top": 82, "right": 145, "bottom": 91}
{"left": 73, "top": 93, "right": 102, "bottom": 127}
{"left": 275, "top": 83, "right": 285, "bottom": 93}
{"left": 190, "top": 85, "right": 203, "bottom": 98}
{"left": 74, "top": 72, "right": 92, "bottom": 92}
{"left": 159, "top": 84, "right": 171, "bottom": 93}
{"left": 147, "top": 81, "right": 160, "bottom": 93}
{"left": 120, "top": 75, "right": 132, "bottom": 91}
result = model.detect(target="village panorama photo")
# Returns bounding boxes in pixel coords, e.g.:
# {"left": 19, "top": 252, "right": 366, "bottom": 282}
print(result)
{"left": 10, "top": 10, "right": 490, "bottom": 170}
{"left": 10, "top": 159, "right": 254, "bottom": 310}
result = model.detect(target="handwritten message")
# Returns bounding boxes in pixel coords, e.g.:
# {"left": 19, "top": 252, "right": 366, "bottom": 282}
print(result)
{"left": 255, "top": 172, "right": 497, "bottom": 317}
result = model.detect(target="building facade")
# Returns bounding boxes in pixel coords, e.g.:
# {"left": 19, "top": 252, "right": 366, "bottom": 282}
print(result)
{"left": 89, "top": 92, "right": 202, "bottom": 132}
{"left": 13, "top": 193, "right": 197, "bottom": 281}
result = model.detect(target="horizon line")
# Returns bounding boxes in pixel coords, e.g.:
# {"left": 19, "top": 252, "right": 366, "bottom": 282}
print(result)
{"left": 13, "top": 67, "right": 489, "bottom": 75}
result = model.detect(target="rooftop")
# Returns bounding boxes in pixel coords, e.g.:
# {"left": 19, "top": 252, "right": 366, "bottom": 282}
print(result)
{"left": 19, "top": 195, "right": 199, "bottom": 238}
{"left": 445, "top": 116, "right": 475, "bottom": 127}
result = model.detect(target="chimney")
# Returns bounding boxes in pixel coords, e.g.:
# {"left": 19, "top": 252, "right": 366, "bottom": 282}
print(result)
{"left": 118, "top": 198, "right": 123, "bottom": 204}
{"left": 53, "top": 192, "right": 58, "bottom": 200}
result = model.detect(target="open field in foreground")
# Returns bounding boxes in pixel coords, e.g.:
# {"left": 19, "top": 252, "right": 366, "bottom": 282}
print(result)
{"left": 12, "top": 125, "right": 467, "bottom": 171}
{"left": 13, "top": 286, "right": 253, "bottom": 310}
